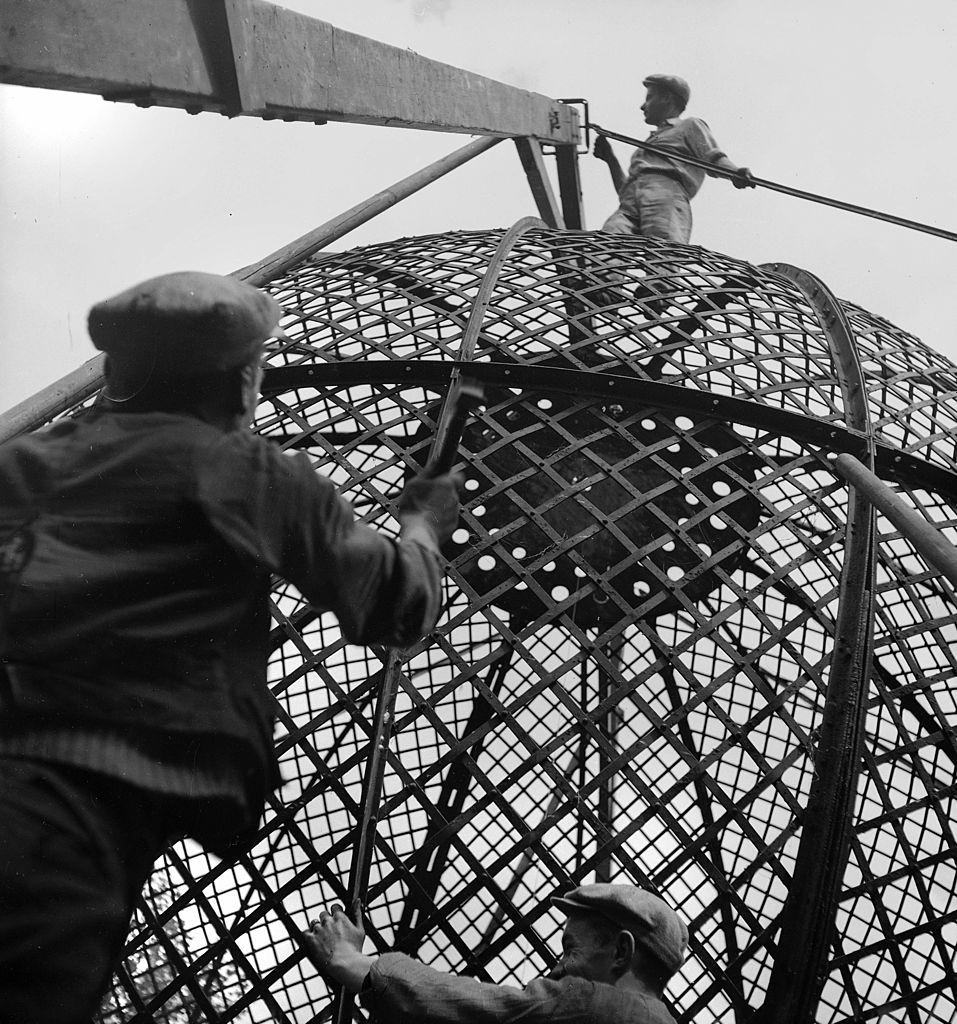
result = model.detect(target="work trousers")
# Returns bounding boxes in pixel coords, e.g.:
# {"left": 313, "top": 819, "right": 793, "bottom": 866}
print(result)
{"left": 0, "top": 758, "right": 174, "bottom": 1024}
{"left": 601, "top": 173, "right": 693, "bottom": 243}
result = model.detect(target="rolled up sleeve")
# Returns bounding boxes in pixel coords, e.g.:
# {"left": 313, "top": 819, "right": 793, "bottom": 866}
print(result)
{"left": 194, "top": 433, "right": 444, "bottom": 646}
{"left": 681, "top": 117, "right": 727, "bottom": 171}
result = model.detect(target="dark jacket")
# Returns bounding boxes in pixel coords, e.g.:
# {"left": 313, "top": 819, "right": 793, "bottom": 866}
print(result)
{"left": 0, "top": 409, "right": 443, "bottom": 805}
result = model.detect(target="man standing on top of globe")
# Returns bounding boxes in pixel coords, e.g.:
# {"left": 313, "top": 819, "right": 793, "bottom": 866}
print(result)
{"left": 594, "top": 74, "right": 756, "bottom": 243}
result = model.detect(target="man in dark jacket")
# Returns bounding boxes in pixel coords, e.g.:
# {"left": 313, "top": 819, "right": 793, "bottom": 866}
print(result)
{"left": 0, "top": 271, "right": 459, "bottom": 1023}
{"left": 303, "top": 883, "right": 688, "bottom": 1023}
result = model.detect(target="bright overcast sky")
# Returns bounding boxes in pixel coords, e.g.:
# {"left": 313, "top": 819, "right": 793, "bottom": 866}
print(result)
{"left": 3, "top": 0, "right": 957, "bottom": 411}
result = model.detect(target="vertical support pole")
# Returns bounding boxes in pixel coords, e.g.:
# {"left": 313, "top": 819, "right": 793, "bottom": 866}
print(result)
{"left": 555, "top": 144, "right": 585, "bottom": 230}
{"left": 594, "top": 644, "right": 620, "bottom": 884}
{"left": 395, "top": 647, "right": 513, "bottom": 951}
{"left": 514, "top": 138, "right": 565, "bottom": 228}
{"left": 574, "top": 660, "right": 589, "bottom": 875}
{"left": 661, "top": 655, "right": 746, "bottom": 1017}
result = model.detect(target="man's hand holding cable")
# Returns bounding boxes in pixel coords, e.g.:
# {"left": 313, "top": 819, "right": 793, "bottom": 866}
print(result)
{"left": 731, "top": 166, "right": 756, "bottom": 189}
{"left": 593, "top": 134, "right": 614, "bottom": 163}
{"left": 302, "top": 904, "right": 375, "bottom": 994}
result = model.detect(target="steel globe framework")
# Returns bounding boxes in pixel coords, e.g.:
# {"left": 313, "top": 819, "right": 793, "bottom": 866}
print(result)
{"left": 95, "top": 227, "right": 957, "bottom": 1024}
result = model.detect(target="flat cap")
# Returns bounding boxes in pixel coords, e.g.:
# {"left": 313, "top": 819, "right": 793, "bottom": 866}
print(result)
{"left": 642, "top": 74, "right": 691, "bottom": 109}
{"left": 551, "top": 883, "right": 688, "bottom": 976}
{"left": 88, "top": 271, "right": 283, "bottom": 375}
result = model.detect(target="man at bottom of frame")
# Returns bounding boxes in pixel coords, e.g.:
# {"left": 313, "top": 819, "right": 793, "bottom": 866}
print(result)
{"left": 302, "top": 882, "right": 688, "bottom": 1024}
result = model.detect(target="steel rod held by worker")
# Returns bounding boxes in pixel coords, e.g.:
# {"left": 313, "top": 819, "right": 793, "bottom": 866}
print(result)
{"left": 426, "top": 376, "right": 486, "bottom": 477}
{"left": 332, "top": 375, "right": 483, "bottom": 1024}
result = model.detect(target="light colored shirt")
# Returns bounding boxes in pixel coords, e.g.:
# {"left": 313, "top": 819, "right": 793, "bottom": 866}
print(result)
{"left": 360, "top": 953, "right": 678, "bottom": 1024}
{"left": 623, "top": 117, "right": 728, "bottom": 199}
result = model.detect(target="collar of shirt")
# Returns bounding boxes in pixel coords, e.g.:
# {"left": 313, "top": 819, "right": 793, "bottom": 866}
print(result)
{"left": 648, "top": 116, "right": 681, "bottom": 138}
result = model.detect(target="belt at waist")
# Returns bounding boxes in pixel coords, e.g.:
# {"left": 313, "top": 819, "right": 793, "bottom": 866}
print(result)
{"left": 637, "top": 167, "right": 684, "bottom": 182}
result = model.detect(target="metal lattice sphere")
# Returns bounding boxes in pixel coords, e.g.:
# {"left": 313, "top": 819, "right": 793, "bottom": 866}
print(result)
{"left": 97, "top": 226, "right": 957, "bottom": 1024}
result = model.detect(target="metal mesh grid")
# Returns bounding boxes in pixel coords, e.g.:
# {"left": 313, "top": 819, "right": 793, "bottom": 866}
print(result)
{"left": 88, "top": 229, "right": 957, "bottom": 1023}
{"left": 847, "top": 301, "right": 957, "bottom": 472}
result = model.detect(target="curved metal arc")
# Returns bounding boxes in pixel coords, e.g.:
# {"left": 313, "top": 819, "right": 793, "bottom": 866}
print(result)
{"left": 263, "top": 358, "right": 957, "bottom": 495}
{"left": 459, "top": 217, "right": 548, "bottom": 363}
{"left": 263, "top": 358, "right": 872, "bottom": 457}
{"left": 752, "top": 265, "right": 877, "bottom": 1024}
{"left": 761, "top": 263, "right": 872, "bottom": 439}
{"left": 334, "top": 220, "right": 544, "bottom": 1024}
{"left": 427, "top": 217, "right": 546, "bottom": 471}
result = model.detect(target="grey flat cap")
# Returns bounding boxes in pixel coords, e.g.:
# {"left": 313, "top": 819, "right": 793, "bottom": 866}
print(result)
{"left": 551, "top": 883, "right": 689, "bottom": 976}
{"left": 642, "top": 74, "right": 691, "bottom": 109}
{"left": 89, "top": 271, "right": 283, "bottom": 375}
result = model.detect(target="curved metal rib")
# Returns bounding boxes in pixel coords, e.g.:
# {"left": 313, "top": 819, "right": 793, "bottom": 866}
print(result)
{"left": 752, "top": 264, "right": 877, "bottom": 1024}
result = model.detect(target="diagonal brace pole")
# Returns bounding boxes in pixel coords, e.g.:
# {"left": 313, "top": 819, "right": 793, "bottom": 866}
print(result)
{"left": 0, "top": 135, "right": 502, "bottom": 443}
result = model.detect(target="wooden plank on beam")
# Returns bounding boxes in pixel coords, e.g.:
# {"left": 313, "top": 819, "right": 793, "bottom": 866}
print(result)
{"left": 0, "top": 0, "right": 580, "bottom": 143}
{"left": 216, "top": 0, "right": 265, "bottom": 114}
{"left": 514, "top": 138, "right": 565, "bottom": 229}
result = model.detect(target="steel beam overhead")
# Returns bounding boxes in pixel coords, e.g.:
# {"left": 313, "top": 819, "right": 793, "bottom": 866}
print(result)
{"left": 0, "top": 0, "right": 580, "bottom": 143}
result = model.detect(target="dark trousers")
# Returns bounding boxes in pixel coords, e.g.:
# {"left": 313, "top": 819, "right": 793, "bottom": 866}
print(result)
{"left": 0, "top": 758, "right": 174, "bottom": 1024}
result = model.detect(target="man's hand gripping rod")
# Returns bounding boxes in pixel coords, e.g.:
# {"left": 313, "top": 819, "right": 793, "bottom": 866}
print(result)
{"left": 423, "top": 374, "right": 485, "bottom": 477}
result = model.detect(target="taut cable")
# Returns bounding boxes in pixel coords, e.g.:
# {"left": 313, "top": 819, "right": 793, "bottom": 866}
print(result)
{"left": 591, "top": 123, "right": 957, "bottom": 244}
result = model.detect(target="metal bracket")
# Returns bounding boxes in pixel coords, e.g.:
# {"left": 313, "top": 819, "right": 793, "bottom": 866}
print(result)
{"left": 540, "top": 98, "right": 590, "bottom": 155}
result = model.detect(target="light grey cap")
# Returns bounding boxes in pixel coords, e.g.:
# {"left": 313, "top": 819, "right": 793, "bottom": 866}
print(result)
{"left": 551, "top": 883, "right": 689, "bottom": 976}
{"left": 642, "top": 74, "right": 691, "bottom": 109}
